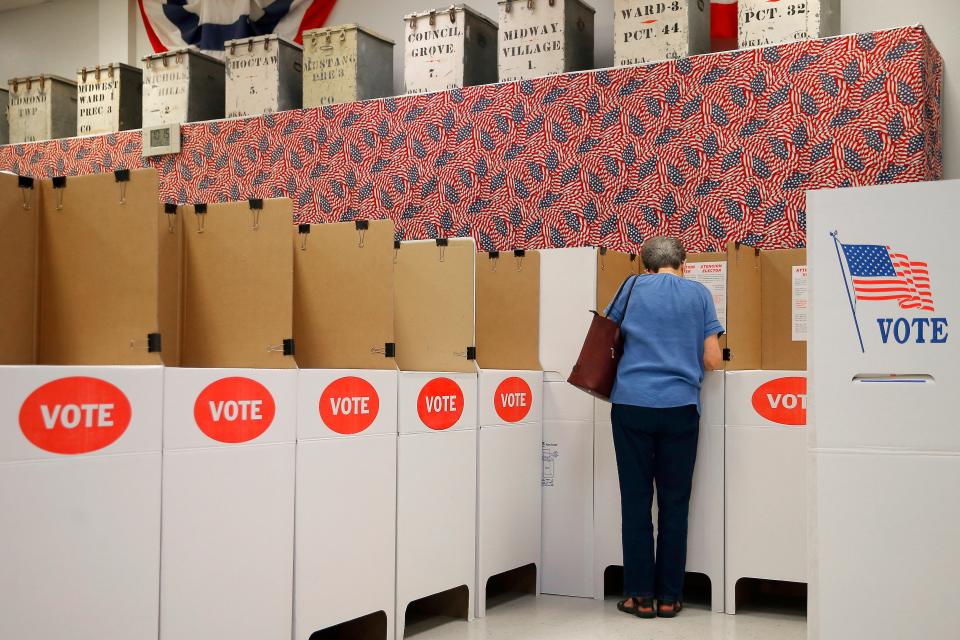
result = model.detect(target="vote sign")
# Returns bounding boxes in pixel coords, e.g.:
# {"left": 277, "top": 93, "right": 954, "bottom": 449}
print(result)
{"left": 751, "top": 376, "right": 807, "bottom": 426}
{"left": 194, "top": 377, "right": 276, "bottom": 443}
{"left": 494, "top": 376, "right": 533, "bottom": 423}
{"left": 19, "top": 376, "right": 132, "bottom": 454}
{"left": 417, "top": 377, "right": 464, "bottom": 430}
{"left": 319, "top": 376, "right": 380, "bottom": 435}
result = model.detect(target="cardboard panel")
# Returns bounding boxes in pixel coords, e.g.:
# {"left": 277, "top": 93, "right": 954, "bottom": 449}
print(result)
{"left": 38, "top": 170, "right": 164, "bottom": 366}
{"left": 726, "top": 243, "right": 762, "bottom": 370}
{"left": 294, "top": 219, "right": 396, "bottom": 370}
{"left": 394, "top": 239, "right": 476, "bottom": 373}
{"left": 181, "top": 199, "right": 295, "bottom": 369}
{"left": 475, "top": 250, "right": 541, "bottom": 371}
{"left": 761, "top": 249, "right": 807, "bottom": 371}
{"left": 0, "top": 174, "right": 39, "bottom": 364}
{"left": 157, "top": 204, "right": 183, "bottom": 366}
{"left": 596, "top": 249, "right": 639, "bottom": 313}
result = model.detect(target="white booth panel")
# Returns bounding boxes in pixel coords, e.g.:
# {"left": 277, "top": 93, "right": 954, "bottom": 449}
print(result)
{"left": 539, "top": 247, "right": 596, "bottom": 377}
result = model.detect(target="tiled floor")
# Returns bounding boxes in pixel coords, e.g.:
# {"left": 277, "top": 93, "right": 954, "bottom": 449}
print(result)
{"left": 406, "top": 593, "right": 806, "bottom": 640}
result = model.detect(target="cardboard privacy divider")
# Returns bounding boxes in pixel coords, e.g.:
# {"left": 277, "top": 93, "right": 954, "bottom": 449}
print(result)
{"left": 537, "top": 246, "right": 639, "bottom": 598}
{"left": 225, "top": 35, "right": 303, "bottom": 119}
{"left": 0, "top": 173, "right": 39, "bottom": 365}
{"left": 0, "top": 87, "right": 9, "bottom": 144}
{"left": 738, "top": 0, "right": 839, "bottom": 48}
{"left": 593, "top": 372, "right": 725, "bottom": 611}
{"left": 808, "top": 180, "right": 960, "bottom": 640}
{"left": 403, "top": 4, "right": 498, "bottom": 95}
{"left": 0, "top": 168, "right": 172, "bottom": 640}
{"left": 294, "top": 218, "right": 399, "bottom": 640}
{"left": 614, "top": 0, "right": 711, "bottom": 66}
{"left": 7, "top": 75, "right": 77, "bottom": 143}
{"left": 394, "top": 237, "right": 478, "bottom": 639}
{"left": 475, "top": 249, "right": 543, "bottom": 617}
{"left": 142, "top": 48, "right": 225, "bottom": 127}
{"left": 496, "top": 0, "right": 595, "bottom": 83}
{"left": 724, "top": 370, "right": 807, "bottom": 614}
{"left": 161, "top": 197, "right": 296, "bottom": 640}
{"left": 686, "top": 243, "right": 806, "bottom": 371}
{"left": 302, "top": 24, "right": 395, "bottom": 108}
{"left": 76, "top": 63, "right": 142, "bottom": 136}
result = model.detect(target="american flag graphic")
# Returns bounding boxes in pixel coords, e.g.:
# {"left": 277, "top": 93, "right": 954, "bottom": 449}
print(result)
{"left": 841, "top": 244, "right": 934, "bottom": 311}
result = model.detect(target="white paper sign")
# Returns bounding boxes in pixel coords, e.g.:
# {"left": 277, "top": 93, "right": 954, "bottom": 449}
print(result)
{"left": 792, "top": 264, "right": 808, "bottom": 342}
{"left": 684, "top": 261, "right": 727, "bottom": 329}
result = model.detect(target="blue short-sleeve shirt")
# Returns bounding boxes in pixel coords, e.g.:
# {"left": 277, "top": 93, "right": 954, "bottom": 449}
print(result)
{"left": 605, "top": 273, "right": 724, "bottom": 411}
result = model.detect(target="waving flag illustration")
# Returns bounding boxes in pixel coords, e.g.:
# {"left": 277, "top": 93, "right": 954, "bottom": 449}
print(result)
{"left": 138, "top": 0, "right": 337, "bottom": 55}
{"left": 832, "top": 232, "right": 935, "bottom": 352}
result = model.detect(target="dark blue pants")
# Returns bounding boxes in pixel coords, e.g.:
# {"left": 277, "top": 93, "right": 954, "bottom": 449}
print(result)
{"left": 611, "top": 403, "right": 699, "bottom": 602}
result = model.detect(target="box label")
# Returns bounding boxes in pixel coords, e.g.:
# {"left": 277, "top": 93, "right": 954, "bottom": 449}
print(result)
{"left": 404, "top": 13, "right": 465, "bottom": 94}
{"left": 304, "top": 30, "right": 358, "bottom": 107}
{"left": 738, "top": 0, "right": 819, "bottom": 48}
{"left": 77, "top": 75, "right": 121, "bottom": 136}
{"left": 684, "top": 261, "right": 728, "bottom": 328}
{"left": 225, "top": 43, "right": 282, "bottom": 118}
{"left": 494, "top": 376, "right": 533, "bottom": 423}
{"left": 542, "top": 441, "right": 558, "bottom": 486}
{"left": 319, "top": 375, "right": 380, "bottom": 435}
{"left": 8, "top": 80, "right": 51, "bottom": 143}
{"left": 194, "top": 376, "right": 276, "bottom": 443}
{"left": 614, "top": 0, "right": 693, "bottom": 65}
{"left": 417, "top": 377, "right": 464, "bottom": 430}
{"left": 792, "top": 264, "right": 808, "bottom": 342}
{"left": 143, "top": 60, "right": 190, "bottom": 127}
{"left": 498, "top": 1, "right": 566, "bottom": 83}
{"left": 19, "top": 376, "right": 132, "bottom": 454}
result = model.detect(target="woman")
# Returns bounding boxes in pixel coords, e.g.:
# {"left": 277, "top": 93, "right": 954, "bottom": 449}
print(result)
{"left": 604, "top": 236, "right": 724, "bottom": 619}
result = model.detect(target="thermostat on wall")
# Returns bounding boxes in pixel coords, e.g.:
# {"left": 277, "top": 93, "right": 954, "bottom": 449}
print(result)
{"left": 142, "top": 123, "right": 181, "bottom": 158}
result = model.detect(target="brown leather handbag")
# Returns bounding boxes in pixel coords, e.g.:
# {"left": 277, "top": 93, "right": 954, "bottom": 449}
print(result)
{"left": 567, "top": 275, "right": 639, "bottom": 400}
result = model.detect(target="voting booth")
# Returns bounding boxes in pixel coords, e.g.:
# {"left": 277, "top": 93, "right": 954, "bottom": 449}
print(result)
{"left": 724, "top": 371, "right": 807, "bottom": 613}
{"left": 475, "top": 250, "right": 543, "bottom": 616}
{"left": 394, "top": 238, "right": 478, "bottom": 639}
{"left": 593, "top": 374, "right": 725, "bottom": 612}
{"left": 808, "top": 181, "right": 960, "bottom": 639}
{"left": 294, "top": 219, "right": 398, "bottom": 640}
{"left": 160, "top": 198, "right": 296, "bottom": 640}
{"left": 539, "top": 247, "right": 639, "bottom": 598}
{"left": 0, "top": 170, "right": 177, "bottom": 640}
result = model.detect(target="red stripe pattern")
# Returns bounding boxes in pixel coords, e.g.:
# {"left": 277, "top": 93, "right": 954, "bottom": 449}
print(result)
{"left": 0, "top": 26, "right": 943, "bottom": 253}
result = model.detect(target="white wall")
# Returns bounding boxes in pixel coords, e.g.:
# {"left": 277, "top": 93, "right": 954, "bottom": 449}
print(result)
{"left": 0, "top": 0, "right": 100, "bottom": 82}
{"left": 841, "top": 1, "right": 960, "bottom": 178}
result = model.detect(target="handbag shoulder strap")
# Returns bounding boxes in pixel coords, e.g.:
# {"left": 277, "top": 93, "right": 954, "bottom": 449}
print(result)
{"left": 608, "top": 274, "right": 639, "bottom": 326}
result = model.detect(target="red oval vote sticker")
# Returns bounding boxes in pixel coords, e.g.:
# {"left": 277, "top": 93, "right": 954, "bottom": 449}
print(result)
{"left": 194, "top": 377, "right": 276, "bottom": 443}
{"left": 417, "top": 377, "right": 464, "bottom": 431}
{"left": 19, "top": 377, "right": 132, "bottom": 454}
{"left": 751, "top": 376, "right": 807, "bottom": 426}
{"left": 319, "top": 376, "right": 380, "bottom": 435}
{"left": 494, "top": 377, "right": 533, "bottom": 423}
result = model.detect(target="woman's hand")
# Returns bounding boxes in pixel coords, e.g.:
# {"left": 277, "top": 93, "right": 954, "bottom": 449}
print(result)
{"left": 703, "top": 335, "right": 723, "bottom": 371}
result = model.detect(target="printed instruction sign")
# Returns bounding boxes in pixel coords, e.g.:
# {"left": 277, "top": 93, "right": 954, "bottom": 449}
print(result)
{"left": 684, "top": 261, "right": 727, "bottom": 328}
{"left": 792, "top": 265, "right": 808, "bottom": 342}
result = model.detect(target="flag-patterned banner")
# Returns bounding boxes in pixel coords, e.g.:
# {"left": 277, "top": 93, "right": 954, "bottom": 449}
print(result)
{"left": 0, "top": 26, "right": 942, "bottom": 252}
{"left": 842, "top": 243, "right": 934, "bottom": 311}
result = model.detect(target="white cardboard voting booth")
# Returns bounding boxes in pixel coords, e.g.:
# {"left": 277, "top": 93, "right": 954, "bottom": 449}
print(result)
{"left": 538, "top": 247, "right": 639, "bottom": 597}
{"left": 160, "top": 199, "right": 297, "bottom": 640}
{"left": 0, "top": 170, "right": 175, "bottom": 640}
{"left": 293, "top": 219, "right": 398, "bottom": 640}
{"left": 475, "top": 250, "right": 544, "bottom": 616}
{"left": 395, "top": 239, "right": 478, "bottom": 639}
{"left": 592, "top": 373, "right": 725, "bottom": 612}
{"left": 724, "top": 370, "right": 807, "bottom": 614}
{"left": 809, "top": 181, "right": 960, "bottom": 640}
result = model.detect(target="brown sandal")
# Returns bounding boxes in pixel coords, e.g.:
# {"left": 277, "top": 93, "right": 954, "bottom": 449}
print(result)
{"left": 618, "top": 597, "right": 656, "bottom": 619}
{"left": 657, "top": 601, "right": 683, "bottom": 618}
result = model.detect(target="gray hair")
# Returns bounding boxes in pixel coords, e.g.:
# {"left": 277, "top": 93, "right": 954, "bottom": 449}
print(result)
{"left": 640, "top": 236, "right": 686, "bottom": 272}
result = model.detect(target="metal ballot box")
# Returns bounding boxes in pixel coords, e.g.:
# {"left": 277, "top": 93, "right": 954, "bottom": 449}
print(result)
{"left": 76, "top": 63, "right": 142, "bottom": 136}
{"left": 225, "top": 34, "right": 303, "bottom": 118}
{"left": 303, "top": 24, "right": 394, "bottom": 107}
